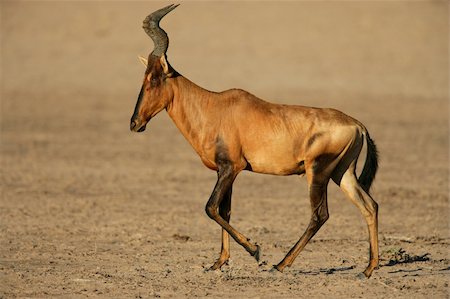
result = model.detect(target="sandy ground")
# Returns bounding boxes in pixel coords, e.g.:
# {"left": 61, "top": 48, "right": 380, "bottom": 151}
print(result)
{"left": 1, "top": 1, "right": 449, "bottom": 298}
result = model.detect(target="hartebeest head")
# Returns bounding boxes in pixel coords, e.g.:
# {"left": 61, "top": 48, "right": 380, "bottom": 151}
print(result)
{"left": 130, "top": 4, "right": 178, "bottom": 132}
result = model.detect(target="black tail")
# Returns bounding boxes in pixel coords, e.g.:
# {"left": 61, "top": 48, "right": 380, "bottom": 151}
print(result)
{"left": 358, "top": 132, "right": 379, "bottom": 194}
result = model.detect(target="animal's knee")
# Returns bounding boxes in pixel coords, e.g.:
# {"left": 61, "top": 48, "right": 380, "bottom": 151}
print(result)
{"left": 205, "top": 204, "right": 218, "bottom": 219}
{"left": 318, "top": 210, "right": 329, "bottom": 225}
{"left": 321, "top": 210, "right": 329, "bottom": 224}
{"left": 312, "top": 209, "right": 329, "bottom": 226}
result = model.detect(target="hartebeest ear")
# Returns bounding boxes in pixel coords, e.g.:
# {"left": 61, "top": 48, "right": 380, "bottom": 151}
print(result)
{"left": 138, "top": 56, "right": 148, "bottom": 67}
{"left": 160, "top": 54, "right": 171, "bottom": 76}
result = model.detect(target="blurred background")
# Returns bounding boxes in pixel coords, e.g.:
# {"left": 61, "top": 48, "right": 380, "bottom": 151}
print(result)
{"left": 2, "top": 1, "right": 448, "bottom": 99}
{"left": 2, "top": 0, "right": 448, "bottom": 207}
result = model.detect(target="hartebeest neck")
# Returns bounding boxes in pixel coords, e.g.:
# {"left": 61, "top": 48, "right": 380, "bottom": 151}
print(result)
{"left": 166, "top": 76, "right": 216, "bottom": 153}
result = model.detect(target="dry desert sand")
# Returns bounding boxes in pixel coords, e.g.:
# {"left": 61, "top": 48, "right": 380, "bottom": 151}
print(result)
{"left": 1, "top": 1, "right": 449, "bottom": 298}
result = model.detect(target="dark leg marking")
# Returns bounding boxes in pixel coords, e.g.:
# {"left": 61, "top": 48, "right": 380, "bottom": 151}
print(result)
{"left": 209, "top": 187, "right": 233, "bottom": 270}
{"left": 312, "top": 154, "right": 338, "bottom": 175}
{"left": 205, "top": 138, "right": 259, "bottom": 262}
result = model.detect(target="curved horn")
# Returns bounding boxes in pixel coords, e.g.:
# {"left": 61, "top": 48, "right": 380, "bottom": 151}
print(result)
{"left": 143, "top": 4, "right": 179, "bottom": 57}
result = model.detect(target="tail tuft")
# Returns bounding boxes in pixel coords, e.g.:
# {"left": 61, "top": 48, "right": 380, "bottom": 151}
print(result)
{"left": 358, "top": 132, "right": 379, "bottom": 194}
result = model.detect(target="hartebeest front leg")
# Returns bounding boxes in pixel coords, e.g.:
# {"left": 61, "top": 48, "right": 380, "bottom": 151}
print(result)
{"left": 209, "top": 187, "right": 232, "bottom": 270}
{"left": 205, "top": 164, "right": 260, "bottom": 266}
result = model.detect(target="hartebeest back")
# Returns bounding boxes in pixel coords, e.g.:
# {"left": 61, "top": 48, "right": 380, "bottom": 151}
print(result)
{"left": 130, "top": 4, "right": 379, "bottom": 278}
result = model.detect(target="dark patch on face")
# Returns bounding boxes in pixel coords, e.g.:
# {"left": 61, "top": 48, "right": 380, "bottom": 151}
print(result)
{"left": 306, "top": 132, "right": 323, "bottom": 150}
{"left": 312, "top": 153, "right": 338, "bottom": 175}
{"left": 131, "top": 85, "right": 145, "bottom": 122}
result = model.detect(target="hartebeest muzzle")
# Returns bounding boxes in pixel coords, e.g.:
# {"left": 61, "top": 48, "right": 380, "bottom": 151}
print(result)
{"left": 130, "top": 119, "right": 147, "bottom": 132}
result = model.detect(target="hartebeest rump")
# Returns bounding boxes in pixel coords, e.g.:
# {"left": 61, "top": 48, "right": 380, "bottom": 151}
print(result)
{"left": 130, "top": 4, "right": 379, "bottom": 278}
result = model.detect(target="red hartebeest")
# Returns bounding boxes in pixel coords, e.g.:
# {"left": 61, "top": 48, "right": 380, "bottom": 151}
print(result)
{"left": 130, "top": 4, "right": 379, "bottom": 278}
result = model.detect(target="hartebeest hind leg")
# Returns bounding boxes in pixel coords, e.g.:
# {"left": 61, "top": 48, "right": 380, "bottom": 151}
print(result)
{"left": 275, "top": 170, "right": 330, "bottom": 272}
{"left": 205, "top": 163, "right": 260, "bottom": 266}
{"left": 209, "top": 187, "right": 232, "bottom": 270}
{"left": 339, "top": 168, "right": 379, "bottom": 278}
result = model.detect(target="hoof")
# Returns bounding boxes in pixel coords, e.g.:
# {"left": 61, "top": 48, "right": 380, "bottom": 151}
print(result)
{"left": 356, "top": 272, "right": 367, "bottom": 280}
{"left": 207, "top": 265, "right": 219, "bottom": 272}
{"left": 252, "top": 244, "right": 261, "bottom": 262}
{"left": 205, "top": 264, "right": 218, "bottom": 272}
{"left": 208, "top": 259, "right": 229, "bottom": 271}
{"left": 270, "top": 265, "right": 283, "bottom": 273}
{"left": 363, "top": 267, "right": 375, "bottom": 278}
